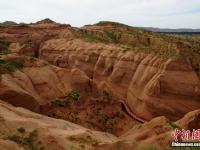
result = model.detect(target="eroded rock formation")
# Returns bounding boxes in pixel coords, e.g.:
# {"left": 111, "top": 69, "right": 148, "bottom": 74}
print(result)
{"left": 0, "top": 20, "right": 200, "bottom": 149}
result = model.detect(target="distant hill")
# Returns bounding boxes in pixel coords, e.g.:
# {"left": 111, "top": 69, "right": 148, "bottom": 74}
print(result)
{"left": 36, "top": 18, "right": 56, "bottom": 24}
{"left": 144, "top": 27, "right": 200, "bottom": 34}
{"left": 0, "top": 21, "right": 17, "bottom": 25}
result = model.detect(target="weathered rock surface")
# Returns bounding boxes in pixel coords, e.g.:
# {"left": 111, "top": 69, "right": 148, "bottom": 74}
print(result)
{"left": 1, "top": 21, "right": 200, "bottom": 121}
{"left": 0, "top": 20, "right": 200, "bottom": 149}
{"left": 0, "top": 100, "right": 118, "bottom": 150}
{"left": 96, "top": 109, "right": 200, "bottom": 150}
{"left": 0, "top": 54, "right": 137, "bottom": 136}
{"left": 0, "top": 21, "right": 74, "bottom": 57}
{"left": 0, "top": 55, "right": 73, "bottom": 111}
{"left": 0, "top": 99, "right": 199, "bottom": 150}
{"left": 39, "top": 38, "right": 200, "bottom": 121}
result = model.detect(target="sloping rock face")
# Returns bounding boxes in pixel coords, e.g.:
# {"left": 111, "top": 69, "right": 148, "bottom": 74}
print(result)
{"left": 0, "top": 100, "right": 199, "bottom": 150}
{"left": 126, "top": 58, "right": 200, "bottom": 121}
{"left": 0, "top": 100, "right": 118, "bottom": 150}
{"left": 39, "top": 38, "right": 200, "bottom": 121}
{"left": 0, "top": 55, "right": 73, "bottom": 111}
{"left": 96, "top": 109, "right": 200, "bottom": 150}
{"left": 0, "top": 21, "right": 73, "bottom": 56}
{"left": 177, "top": 109, "right": 200, "bottom": 130}
{"left": 0, "top": 55, "right": 136, "bottom": 135}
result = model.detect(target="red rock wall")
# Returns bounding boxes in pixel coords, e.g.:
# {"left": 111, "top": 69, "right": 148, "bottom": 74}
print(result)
{"left": 39, "top": 39, "right": 200, "bottom": 120}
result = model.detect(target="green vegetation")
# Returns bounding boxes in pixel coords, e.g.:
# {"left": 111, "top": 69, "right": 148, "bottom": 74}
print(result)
{"left": 105, "top": 31, "right": 118, "bottom": 43}
{"left": 100, "top": 115, "right": 108, "bottom": 125}
{"left": 17, "top": 127, "right": 26, "bottom": 133}
{"left": 96, "top": 21, "right": 133, "bottom": 28}
{"left": 79, "top": 21, "right": 200, "bottom": 72}
{"left": 0, "top": 40, "right": 11, "bottom": 54}
{"left": 7, "top": 128, "right": 44, "bottom": 150}
{"left": 0, "top": 59, "right": 24, "bottom": 75}
{"left": 79, "top": 31, "right": 109, "bottom": 43}
{"left": 68, "top": 135, "right": 98, "bottom": 150}
{"left": 68, "top": 135, "right": 98, "bottom": 145}
{"left": 95, "top": 21, "right": 200, "bottom": 62}
{"left": 169, "top": 122, "right": 182, "bottom": 130}
{"left": 96, "top": 111, "right": 115, "bottom": 133}
{"left": 51, "top": 99, "right": 70, "bottom": 107}
{"left": 69, "top": 144, "right": 82, "bottom": 150}
{"left": 121, "top": 47, "right": 131, "bottom": 53}
{"left": 29, "top": 56, "right": 37, "bottom": 62}
{"left": 67, "top": 90, "right": 80, "bottom": 101}
{"left": 51, "top": 90, "right": 80, "bottom": 108}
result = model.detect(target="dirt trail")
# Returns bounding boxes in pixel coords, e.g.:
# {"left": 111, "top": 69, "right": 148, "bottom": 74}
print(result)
{"left": 120, "top": 100, "right": 146, "bottom": 123}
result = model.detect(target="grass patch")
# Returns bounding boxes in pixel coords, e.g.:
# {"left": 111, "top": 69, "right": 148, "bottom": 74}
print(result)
{"left": 17, "top": 127, "right": 26, "bottom": 133}
{"left": 0, "top": 40, "right": 11, "bottom": 54}
{"left": 79, "top": 32, "right": 109, "bottom": 43}
{"left": 0, "top": 59, "right": 24, "bottom": 74}
{"left": 67, "top": 90, "right": 80, "bottom": 101}
{"left": 68, "top": 135, "right": 98, "bottom": 145}
{"left": 51, "top": 90, "right": 80, "bottom": 108}
{"left": 69, "top": 144, "right": 82, "bottom": 150}
{"left": 7, "top": 129, "right": 44, "bottom": 150}
{"left": 100, "top": 116, "right": 108, "bottom": 125}
{"left": 106, "top": 31, "right": 118, "bottom": 43}
{"left": 68, "top": 135, "right": 98, "bottom": 150}
{"left": 51, "top": 99, "right": 70, "bottom": 107}
{"left": 169, "top": 122, "right": 182, "bottom": 130}
{"left": 96, "top": 21, "right": 133, "bottom": 28}
{"left": 121, "top": 47, "right": 131, "bottom": 53}
{"left": 91, "top": 21, "right": 200, "bottom": 64}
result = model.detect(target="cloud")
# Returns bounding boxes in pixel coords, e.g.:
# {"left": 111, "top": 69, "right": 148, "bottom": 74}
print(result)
{"left": 0, "top": 0, "right": 199, "bottom": 28}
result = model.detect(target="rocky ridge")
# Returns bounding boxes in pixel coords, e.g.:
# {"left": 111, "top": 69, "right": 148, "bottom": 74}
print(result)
{"left": 0, "top": 19, "right": 200, "bottom": 149}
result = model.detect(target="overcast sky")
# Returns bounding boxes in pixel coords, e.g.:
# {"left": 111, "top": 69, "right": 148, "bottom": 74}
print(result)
{"left": 0, "top": 0, "right": 200, "bottom": 28}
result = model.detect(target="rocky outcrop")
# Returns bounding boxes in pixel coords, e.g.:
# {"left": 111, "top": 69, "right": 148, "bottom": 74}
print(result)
{"left": 39, "top": 38, "right": 200, "bottom": 121}
{"left": 70, "top": 68, "right": 92, "bottom": 93}
{"left": 126, "top": 58, "right": 200, "bottom": 121}
{"left": 0, "top": 99, "right": 198, "bottom": 150}
{"left": 0, "top": 20, "right": 200, "bottom": 120}
{"left": 0, "top": 54, "right": 137, "bottom": 135}
{"left": 96, "top": 109, "right": 200, "bottom": 150}
{"left": 0, "top": 22, "right": 74, "bottom": 57}
{"left": 0, "top": 56, "right": 74, "bottom": 111}
{"left": 0, "top": 100, "right": 118, "bottom": 150}
{"left": 177, "top": 109, "right": 200, "bottom": 130}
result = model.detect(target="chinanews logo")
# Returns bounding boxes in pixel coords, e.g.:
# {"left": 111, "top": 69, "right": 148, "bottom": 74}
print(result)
{"left": 171, "top": 128, "right": 200, "bottom": 147}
